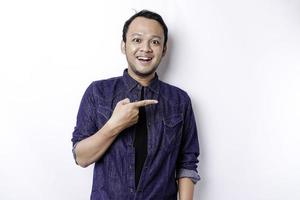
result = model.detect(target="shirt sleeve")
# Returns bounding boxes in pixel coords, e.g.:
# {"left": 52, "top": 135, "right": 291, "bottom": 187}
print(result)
{"left": 175, "top": 97, "right": 201, "bottom": 184}
{"left": 71, "top": 82, "right": 98, "bottom": 151}
{"left": 176, "top": 168, "right": 200, "bottom": 184}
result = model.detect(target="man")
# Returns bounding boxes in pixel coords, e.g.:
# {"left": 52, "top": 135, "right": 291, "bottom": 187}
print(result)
{"left": 72, "top": 10, "right": 200, "bottom": 200}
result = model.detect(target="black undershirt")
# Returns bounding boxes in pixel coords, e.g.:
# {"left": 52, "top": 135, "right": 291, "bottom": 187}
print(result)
{"left": 133, "top": 86, "right": 148, "bottom": 188}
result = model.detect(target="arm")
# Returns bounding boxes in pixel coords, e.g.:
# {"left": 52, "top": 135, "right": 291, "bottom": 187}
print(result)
{"left": 74, "top": 98, "right": 158, "bottom": 168}
{"left": 176, "top": 97, "right": 201, "bottom": 196}
{"left": 74, "top": 119, "right": 122, "bottom": 168}
{"left": 178, "top": 178, "right": 194, "bottom": 200}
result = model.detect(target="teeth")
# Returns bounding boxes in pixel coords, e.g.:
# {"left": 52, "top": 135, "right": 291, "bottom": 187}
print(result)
{"left": 137, "top": 56, "right": 152, "bottom": 61}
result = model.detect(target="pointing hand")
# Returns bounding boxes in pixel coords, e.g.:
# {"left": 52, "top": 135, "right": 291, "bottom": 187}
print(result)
{"left": 108, "top": 98, "right": 158, "bottom": 132}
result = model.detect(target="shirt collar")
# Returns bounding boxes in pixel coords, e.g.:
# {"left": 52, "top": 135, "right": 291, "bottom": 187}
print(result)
{"left": 122, "top": 68, "right": 160, "bottom": 94}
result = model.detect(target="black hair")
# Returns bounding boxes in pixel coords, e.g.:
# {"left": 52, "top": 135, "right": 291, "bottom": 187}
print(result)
{"left": 122, "top": 9, "right": 168, "bottom": 47}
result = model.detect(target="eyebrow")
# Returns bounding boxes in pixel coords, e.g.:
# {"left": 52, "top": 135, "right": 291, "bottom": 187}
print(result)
{"left": 130, "top": 33, "right": 162, "bottom": 39}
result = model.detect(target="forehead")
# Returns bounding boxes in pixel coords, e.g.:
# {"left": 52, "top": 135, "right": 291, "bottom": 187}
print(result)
{"left": 127, "top": 17, "right": 164, "bottom": 38}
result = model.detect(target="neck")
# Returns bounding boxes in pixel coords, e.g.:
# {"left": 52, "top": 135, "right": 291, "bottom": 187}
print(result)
{"left": 128, "top": 68, "right": 155, "bottom": 87}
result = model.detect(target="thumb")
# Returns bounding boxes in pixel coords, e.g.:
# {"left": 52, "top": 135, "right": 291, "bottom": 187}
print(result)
{"left": 119, "top": 98, "right": 130, "bottom": 105}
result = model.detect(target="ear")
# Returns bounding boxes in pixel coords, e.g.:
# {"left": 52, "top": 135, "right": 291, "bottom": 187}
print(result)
{"left": 121, "top": 40, "right": 126, "bottom": 54}
{"left": 162, "top": 45, "right": 167, "bottom": 57}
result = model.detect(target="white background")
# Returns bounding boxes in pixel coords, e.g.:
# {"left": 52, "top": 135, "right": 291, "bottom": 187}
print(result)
{"left": 1, "top": 0, "right": 300, "bottom": 199}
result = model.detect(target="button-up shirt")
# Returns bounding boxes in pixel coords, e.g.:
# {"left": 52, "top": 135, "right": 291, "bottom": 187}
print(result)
{"left": 72, "top": 69, "right": 201, "bottom": 200}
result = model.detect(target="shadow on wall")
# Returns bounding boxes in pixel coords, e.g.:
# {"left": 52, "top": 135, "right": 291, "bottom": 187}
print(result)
{"left": 157, "top": 35, "right": 174, "bottom": 80}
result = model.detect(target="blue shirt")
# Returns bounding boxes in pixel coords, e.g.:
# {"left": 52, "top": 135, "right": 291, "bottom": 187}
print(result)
{"left": 72, "top": 69, "right": 201, "bottom": 200}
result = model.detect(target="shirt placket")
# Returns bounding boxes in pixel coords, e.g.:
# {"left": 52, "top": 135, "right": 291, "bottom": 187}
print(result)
{"left": 134, "top": 87, "right": 159, "bottom": 200}
{"left": 125, "top": 88, "right": 139, "bottom": 198}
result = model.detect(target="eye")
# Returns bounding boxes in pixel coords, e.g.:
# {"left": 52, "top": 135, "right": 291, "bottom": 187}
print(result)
{"left": 132, "top": 38, "right": 141, "bottom": 43}
{"left": 152, "top": 40, "right": 160, "bottom": 45}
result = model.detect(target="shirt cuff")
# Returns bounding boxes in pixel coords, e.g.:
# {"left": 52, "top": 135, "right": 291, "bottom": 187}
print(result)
{"left": 176, "top": 168, "right": 201, "bottom": 184}
{"left": 72, "top": 142, "right": 79, "bottom": 165}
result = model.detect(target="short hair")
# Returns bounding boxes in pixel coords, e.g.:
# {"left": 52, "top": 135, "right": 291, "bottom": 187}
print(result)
{"left": 122, "top": 9, "right": 168, "bottom": 47}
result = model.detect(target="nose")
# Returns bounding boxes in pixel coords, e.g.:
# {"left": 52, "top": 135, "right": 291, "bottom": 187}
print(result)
{"left": 140, "top": 41, "right": 152, "bottom": 53}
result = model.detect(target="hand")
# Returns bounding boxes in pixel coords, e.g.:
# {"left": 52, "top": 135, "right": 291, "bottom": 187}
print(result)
{"left": 107, "top": 98, "right": 158, "bottom": 132}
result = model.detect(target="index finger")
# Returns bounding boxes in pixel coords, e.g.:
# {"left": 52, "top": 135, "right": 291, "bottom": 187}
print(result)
{"left": 132, "top": 99, "right": 158, "bottom": 107}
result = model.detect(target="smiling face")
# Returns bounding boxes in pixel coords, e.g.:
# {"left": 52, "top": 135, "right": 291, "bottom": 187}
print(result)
{"left": 122, "top": 17, "right": 167, "bottom": 81}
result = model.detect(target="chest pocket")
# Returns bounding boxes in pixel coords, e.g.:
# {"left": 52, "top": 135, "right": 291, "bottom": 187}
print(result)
{"left": 162, "top": 114, "right": 183, "bottom": 153}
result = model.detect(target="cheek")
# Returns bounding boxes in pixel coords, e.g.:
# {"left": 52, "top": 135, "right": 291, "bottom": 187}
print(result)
{"left": 154, "top": 50, "right": 164, "bottom": 58}
{"left": 127, "top": 45, "right": 139, "bottom": 53}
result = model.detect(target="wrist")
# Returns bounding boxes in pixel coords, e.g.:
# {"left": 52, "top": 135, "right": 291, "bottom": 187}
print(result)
{"left": 105, "top": 119, "right": 124, "bottom": 136}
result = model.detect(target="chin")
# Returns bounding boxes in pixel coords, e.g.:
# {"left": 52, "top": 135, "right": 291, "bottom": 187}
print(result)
{"left": 136, "top": 66, "right": 158, "bottom": 77}
{"left": 135, "top": 69, "right": 155, "bottom": 77}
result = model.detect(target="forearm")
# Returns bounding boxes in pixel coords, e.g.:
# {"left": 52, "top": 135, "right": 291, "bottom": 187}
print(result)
{"left": 178, "top": 177, "right": 194, "bottom": 200}
{"left": 74, "top": 120, "right": 123, "bottom": 167}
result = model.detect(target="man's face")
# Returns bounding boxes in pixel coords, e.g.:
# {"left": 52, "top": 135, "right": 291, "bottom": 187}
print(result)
{"left": 122, "top": 17, "right": 167, "bottom": 78}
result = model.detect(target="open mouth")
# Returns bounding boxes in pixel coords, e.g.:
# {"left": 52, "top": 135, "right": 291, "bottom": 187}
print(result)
{"left": 136, "top": 56, "right": 153, "bottom": 64}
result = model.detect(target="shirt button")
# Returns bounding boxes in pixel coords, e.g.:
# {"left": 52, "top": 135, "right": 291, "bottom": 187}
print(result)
{"left": 129, "top": 165, "right": 132, "bottom": 169}
{"left": 129, "top": 188, "right": 134, "bottom": 193}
